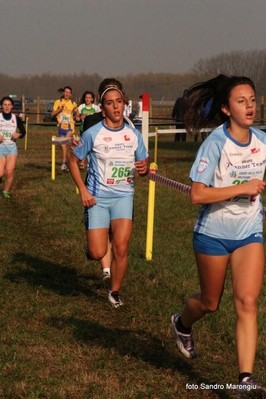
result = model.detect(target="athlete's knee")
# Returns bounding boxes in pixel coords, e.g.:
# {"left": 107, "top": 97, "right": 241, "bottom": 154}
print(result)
{"left": 5, "top": 170, "right": 14, "bottom": 179}
{"left": 235, "top": 294, "right": 258, "bottom": 314}
{"left": 112, "top": 241, "right": 129, "bottom": 259}
{"left": 201, "top": 297, "right": 220, "bottom": 313}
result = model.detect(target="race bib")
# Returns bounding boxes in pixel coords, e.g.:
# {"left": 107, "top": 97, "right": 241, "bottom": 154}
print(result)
{"left": 225, "top": 168, "right": 262, "bottom": 204}
{"left": 60, "top": 113, "right": 71, "bottom": 124}
{"left": 105, "top": 159, "right": 135, "bottom": 185}
{"left": 2, "top": 131, "right": 12, "bottom": 140}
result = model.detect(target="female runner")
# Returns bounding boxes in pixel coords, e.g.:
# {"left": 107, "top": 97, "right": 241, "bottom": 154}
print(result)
{"left": 69, "top": 85, "right": 149, "bottom": 307}
{"left": 171, "top": 75, "right": 266, "bottom": 396}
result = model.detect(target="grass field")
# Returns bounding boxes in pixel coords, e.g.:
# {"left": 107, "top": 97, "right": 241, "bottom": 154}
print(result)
{"left": 1, "top": 126, "right": 266, "bottom": 399}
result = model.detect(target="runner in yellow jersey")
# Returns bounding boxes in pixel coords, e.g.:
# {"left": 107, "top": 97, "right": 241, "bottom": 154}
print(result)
{"left": 52, "top": 86, "right": 77, "bottom": 171}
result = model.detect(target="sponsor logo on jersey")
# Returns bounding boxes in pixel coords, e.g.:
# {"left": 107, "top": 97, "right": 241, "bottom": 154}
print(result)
{"left": 225, "top": 161, "right": 233, "bottom": 170}
{"left": 229, "top": 171, "right": 237, "bottom": 178}
{"left": 103, "top": 137, "right": 112, "bottom": 142}
{"left": 196, "top": 157, "right": 209, "bottom": 173}
{"left": 0, "top": 123, "right": 14, "bottom": 129}
{"left": 124, "top": 135, "right": 130, "bottom": 141}
{"left": 250, "top": 148, "right": 260, "bottom": 154}
{"left": 107, "top": 178, "right": 114, "bottom": 184}
{"left": 229, "top": 153, "right": 242, "bottom": 156}
{"left": 108, "top": 143, "right": 126, "bottom": 150}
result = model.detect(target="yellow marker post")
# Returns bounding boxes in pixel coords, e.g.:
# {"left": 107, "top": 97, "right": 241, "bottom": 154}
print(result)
{"left": 24, "top": 117, "right": 29, "bottom": 150}
{"left": 51, "top": 136, "right": 56, "bottom": 180}
{"left": 146, "top": 162, "right": 158, "bottom": 260}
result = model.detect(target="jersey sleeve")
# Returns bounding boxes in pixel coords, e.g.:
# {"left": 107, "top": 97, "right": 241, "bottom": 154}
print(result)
{"left": 16, "top": 116, "right": 26, "bottom": 138}
{"left": 73, "top": 129, "right": 94, "bottom": 160}
{"left": 53, "top": 99, "right": 60, "bottom": 110}
{"left": 189, "top": 135, "right": 224, "bottom": 186}
{"left": 134, "top": 129, "right": 149, "bottom": 160}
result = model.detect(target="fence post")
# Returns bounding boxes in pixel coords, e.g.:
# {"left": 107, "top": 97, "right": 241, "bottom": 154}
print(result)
{"left": 142, "top": 93, "right": 149, "bottom": 152}
{"left": 51, "top": 136, "right": 56, "bottom": 180}
{"left": 261, "top": 96, "right": 264, "bottom": 124}
{"left": 22, "top": 94, "right": 25, "bottom": 122}
{"left": 37, "top": 96, "right": 41, "bottom": 124}
{"left": 154, "top": 127, "right": 158, "bottom": 163}
{"left": 24, "top": 117, "right": 29, "bottom": 150}
{"left": 146, "top": 162, "right": 158, "bottom": 260}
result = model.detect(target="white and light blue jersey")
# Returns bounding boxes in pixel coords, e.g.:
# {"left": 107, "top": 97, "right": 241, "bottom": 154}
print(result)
{"left": 73, "top": 121, "right": 148, "bottom": 198}
{"left": 190, "top": 123, "right": 266, "bottom": 239}
{"left": 0, "top": 112, "right": 17, "bottom": 145}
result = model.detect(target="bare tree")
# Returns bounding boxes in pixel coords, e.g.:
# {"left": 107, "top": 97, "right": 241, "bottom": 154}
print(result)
{"left": 192, "top": 49, "right": 266, "bottom": 95}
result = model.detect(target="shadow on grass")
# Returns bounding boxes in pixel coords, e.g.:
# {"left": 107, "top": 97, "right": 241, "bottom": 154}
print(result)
{"left": 25, "top": 162, "right": 51, "bottom": 171}
{"left": 5, "top": 252, "right": 99, "bottom": 298}
{"left": 48, "top": 316, "right": 232, "bottom": 399}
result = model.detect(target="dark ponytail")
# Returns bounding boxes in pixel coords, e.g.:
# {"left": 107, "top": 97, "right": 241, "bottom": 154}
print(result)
{"left": 183, "top": 74, "right": 255, "bottom": 135}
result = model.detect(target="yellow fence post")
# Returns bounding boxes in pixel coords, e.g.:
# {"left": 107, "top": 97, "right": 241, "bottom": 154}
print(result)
{"left": 51, "top": 136, "right": 56, "bottom": 180}
{"left": 146, "top": 162, "right": 158, "bottom": 260}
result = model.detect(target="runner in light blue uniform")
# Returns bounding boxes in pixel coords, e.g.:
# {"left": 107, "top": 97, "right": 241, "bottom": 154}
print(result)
{"left": 190, "top": 123, "right": 266, "bottom": 241}
{"left": 171, "top": 75, "right": 266, "bottom": 395}
{"left": 69, "top": 85, "right": 149, "bottom": 309}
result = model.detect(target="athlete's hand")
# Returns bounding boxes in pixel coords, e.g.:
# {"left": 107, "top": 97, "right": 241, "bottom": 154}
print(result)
{"left": 70, "top": 138, "right": 79, "bottom": 150}
{"left": 80, "top": 189, "right": 97, "bottom": 207}
{"left": 0, "top": 134, "right": 4, "bottom": 142}
{"left": 12, "top": 132, "right": 21, "bottom": 140}
{"left": 135, "top": 160, "right": 148, "bottom": 176}
{"left": 244, "top": 178, "right": 266, "bottom": 195}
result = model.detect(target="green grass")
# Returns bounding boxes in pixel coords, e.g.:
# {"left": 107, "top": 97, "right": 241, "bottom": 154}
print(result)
{"left": 0, "top": 127, "right": 266, "bottom": 398}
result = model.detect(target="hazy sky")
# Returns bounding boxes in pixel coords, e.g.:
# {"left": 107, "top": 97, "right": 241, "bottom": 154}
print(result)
{"left": 1, "top": 0, "right": 266, "bottom": 77}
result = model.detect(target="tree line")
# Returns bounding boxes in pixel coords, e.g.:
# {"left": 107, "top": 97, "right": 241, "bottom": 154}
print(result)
{"left": 1, "top": 49, "right": 266, "bottom": 102}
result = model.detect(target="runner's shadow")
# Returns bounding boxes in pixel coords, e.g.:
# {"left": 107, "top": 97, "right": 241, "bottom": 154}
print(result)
{"left": 48, "top": 316, "right": 232, "bottom": 399}
{"left": 5, "top": 252, "right": 99, "bottom": 298}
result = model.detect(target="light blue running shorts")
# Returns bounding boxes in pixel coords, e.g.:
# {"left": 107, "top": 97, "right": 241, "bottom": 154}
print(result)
{"left": 84, "top": 195, "right": 134, "bottom": 230}
{"left": 0, "top": 142, "right": 18, "bottom": 157}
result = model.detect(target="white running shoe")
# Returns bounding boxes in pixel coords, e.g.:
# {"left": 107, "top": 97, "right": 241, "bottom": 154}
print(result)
{"left": 108, "top": 291, "right": 124, "bottom": 308}
{"left": 61, "top": 163, "right": 69, "bottom": 172}
{"left": 171, "top": 313, "right": 197, "bottom": 359}
{"left": 102, "top": 270, "right": 111, "bottom": 282}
